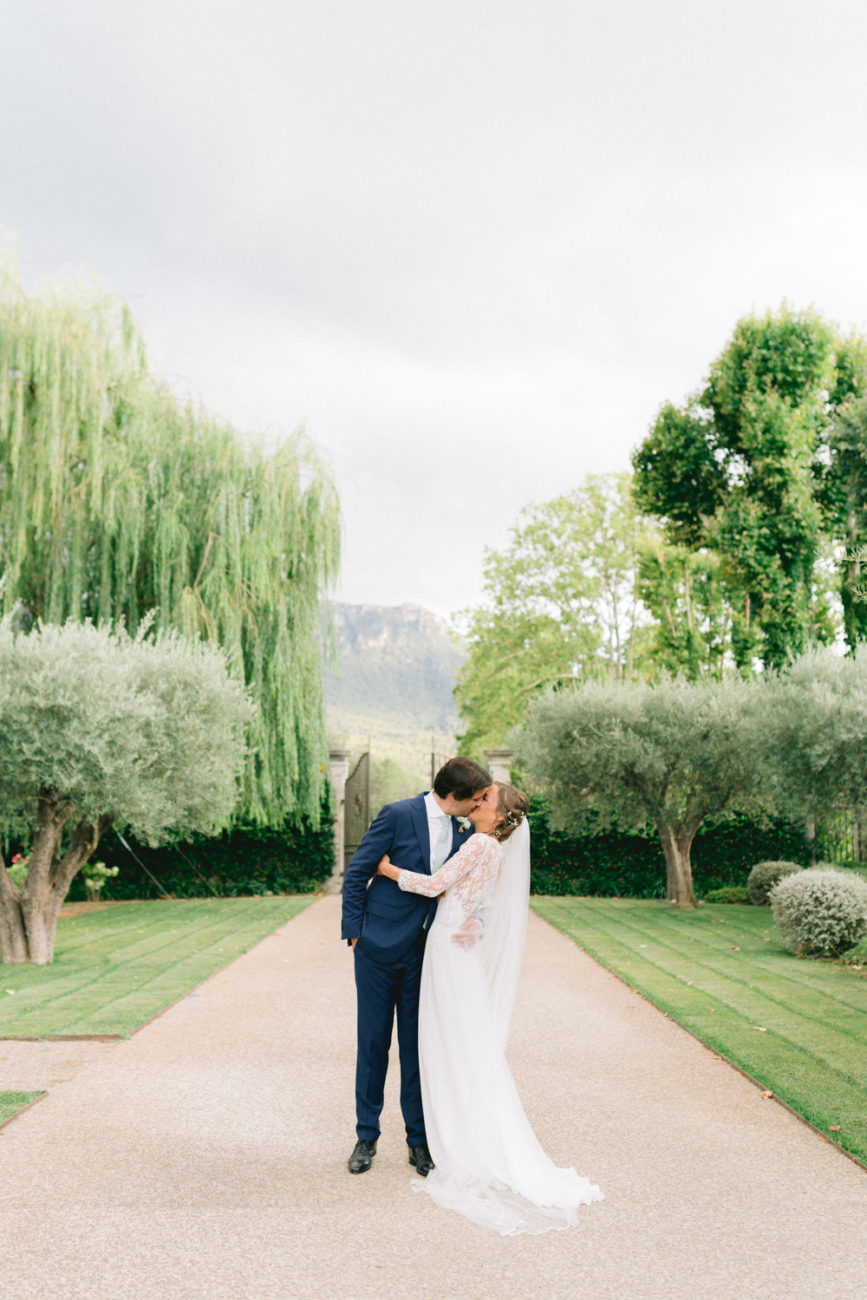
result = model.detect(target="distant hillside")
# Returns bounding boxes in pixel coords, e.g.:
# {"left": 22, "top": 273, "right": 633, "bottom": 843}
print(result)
{"left": 323, "top": 602, "right": 465, "bottom": 778}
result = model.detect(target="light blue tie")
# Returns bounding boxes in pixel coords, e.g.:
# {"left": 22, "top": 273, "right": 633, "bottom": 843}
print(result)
{"left": 433, "top": 817, "right": 452, "bottom": 872}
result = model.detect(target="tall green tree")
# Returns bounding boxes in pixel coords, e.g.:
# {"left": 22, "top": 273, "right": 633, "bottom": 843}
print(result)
{"left": 0, "top": 262, "right": 339, "bottom": 824}
{"left": 635, "top": 543, "right": 733, "bottom": 680}
{"left": 0, "top": 621, "right": 251, "bottom": 963}
{"left": 633, "top": 306, "right": 867, "bottom": 668}
{"left": 819, "top": 395, "right": 867, "bottom": 646}
{"left": 454, "top": 474, "right": 648, "bottom": 754}
{"left": 455, "top": 474, "right": 739, "bottom": 753}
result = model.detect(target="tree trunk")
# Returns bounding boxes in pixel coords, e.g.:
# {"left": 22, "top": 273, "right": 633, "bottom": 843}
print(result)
{"left": 0, "top": 861, "right": 28, "bottom": 963}
{"left": 7, "top": 798, "right": 109, "bottom": 964}
{"left": 657, "top": 823, "right": 698, "bottom": 908}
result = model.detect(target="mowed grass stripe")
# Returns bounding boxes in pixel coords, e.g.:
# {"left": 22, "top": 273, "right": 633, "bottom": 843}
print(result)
{"left": 0, "top": 1091, "right": 44, "bottom": 1124}
{"left": 0, "top": 897, "right": 314, "bottom": 1037}
{"left": 542, "top": 900, "right": 865, "bottom": 1066}
{"left": 554, "top": 902, "right": 866, "bottom": 1078}
{"left": 0, "top": 902, "right": 290, "bottom": 1028}
{"left": 532, "top": 897, "right": 867, "bottom": 1164}
{"left": 564, "top": 900, "right": 867, "bottom": 1041}
{"left": 533, "top": 899, "right": 865, "bottom": 1125}
{"left": 646, "top": 910, "right": 867, "bottom": 1013}
{"left": 557, "top": 906, "right": 867, "bottom": 1093}
{"left": 62, "top": 898, "right": 301, "bottom": 963}
{"left": 39, "top": 909, "right": 275, "bottom": 994}
{"left": 579, "top": 899, "right": 867, "bottom": 1016}
{"left": 49, "top": 900, "right": 264, "bottom": 960}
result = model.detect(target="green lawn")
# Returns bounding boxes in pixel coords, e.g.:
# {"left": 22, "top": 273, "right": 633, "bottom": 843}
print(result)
{"left": 532, "top": 897, "right": 867, "bottom": 1166}
{"left": 0, "top": 1091, "right": 44, "bottom": 1123}
{"left": 0, "top": 897, "right": 314, "bottom": 1038}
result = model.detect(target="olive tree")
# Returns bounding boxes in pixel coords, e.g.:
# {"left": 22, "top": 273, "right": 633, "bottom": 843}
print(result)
{"left": 761, "top": 648, "right": 867, "bottom": 824}
{"left": 519, "top": 676, "right": 767, "bottom": 907}
{"left": 0, "top": 620, "right": 251, "bottom": 964}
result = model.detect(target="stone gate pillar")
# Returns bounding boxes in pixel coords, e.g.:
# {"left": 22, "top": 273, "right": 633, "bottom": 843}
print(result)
{"left": 328, "top": 748, "right": 352, "bottom": 893}
{"left": 483, "top": 748, "right": 515, "bottom": 784}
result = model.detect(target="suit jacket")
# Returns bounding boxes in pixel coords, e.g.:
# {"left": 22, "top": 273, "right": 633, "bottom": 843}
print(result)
{"left": 341, "top": 792, "right": 474, "bottom": 962}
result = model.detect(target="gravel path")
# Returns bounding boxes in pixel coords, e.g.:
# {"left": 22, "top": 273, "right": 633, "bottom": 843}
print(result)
{"left": 0, "top": 895, "right": 864, "bottom": 1299}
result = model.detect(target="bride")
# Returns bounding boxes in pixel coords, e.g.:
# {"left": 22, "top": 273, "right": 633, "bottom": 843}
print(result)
{"left": 376, "top": 783, "right": 603, "bottom": 1235}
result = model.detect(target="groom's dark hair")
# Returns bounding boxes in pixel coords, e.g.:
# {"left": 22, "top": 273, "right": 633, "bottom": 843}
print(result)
{"left": 433, "top": 756, "right": 492, "bottom": 800}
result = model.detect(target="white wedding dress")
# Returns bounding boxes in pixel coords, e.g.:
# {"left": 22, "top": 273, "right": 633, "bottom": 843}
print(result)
{"left": 397, "top": 823, "right": 603, "bottom": 1235}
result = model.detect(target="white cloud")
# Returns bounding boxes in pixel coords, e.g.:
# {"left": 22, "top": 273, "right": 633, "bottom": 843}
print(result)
{"left": 3, "top": 0, "right": 867, "bottom": 618}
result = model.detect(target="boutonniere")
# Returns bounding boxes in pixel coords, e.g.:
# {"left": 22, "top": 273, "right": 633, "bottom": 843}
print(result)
{"left": 457, "top": 817, "right": 471, "bottom": 833}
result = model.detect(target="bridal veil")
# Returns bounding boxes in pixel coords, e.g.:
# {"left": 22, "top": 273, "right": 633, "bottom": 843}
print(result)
{"left": 416, "top": 819, "right": 604, "bottom": 1234}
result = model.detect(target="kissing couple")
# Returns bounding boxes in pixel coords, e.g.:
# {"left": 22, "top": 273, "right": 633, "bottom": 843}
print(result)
{"left": 341, "top": 756, "right": 602, "bottom": 1235}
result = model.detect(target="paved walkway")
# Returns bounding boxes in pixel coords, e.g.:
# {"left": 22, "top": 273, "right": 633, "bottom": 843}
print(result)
{"left": 0, "top": 896, "right": 865, "bottom": 1300}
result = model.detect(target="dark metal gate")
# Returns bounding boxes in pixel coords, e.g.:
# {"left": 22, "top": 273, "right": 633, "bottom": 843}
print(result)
{"left": 344, "top": 751, "right": 371, "bottom": 870}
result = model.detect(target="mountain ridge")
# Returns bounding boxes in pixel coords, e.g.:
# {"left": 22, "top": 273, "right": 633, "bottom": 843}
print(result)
{"left": 323, "top": 600, "right": 465, "bottom": 776}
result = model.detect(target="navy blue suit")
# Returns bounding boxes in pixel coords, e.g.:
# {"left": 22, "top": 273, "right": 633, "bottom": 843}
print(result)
{"left": 341, "top": 792, "right": 473, "bottom": 1145}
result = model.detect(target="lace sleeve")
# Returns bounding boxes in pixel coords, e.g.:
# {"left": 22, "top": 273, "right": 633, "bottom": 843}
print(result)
{"left": 397, "top": 834, "right": 499, "bottom": 900}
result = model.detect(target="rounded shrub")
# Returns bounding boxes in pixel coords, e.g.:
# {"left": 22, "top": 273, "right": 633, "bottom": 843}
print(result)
{"left": 771, "top": 867, "right": 867, "bottom": 958}
{"left": 747, "top": 860, "right": 803, "bottom": 906}
{"left": 703, "top": 885, "right": 750, "bottom": 904}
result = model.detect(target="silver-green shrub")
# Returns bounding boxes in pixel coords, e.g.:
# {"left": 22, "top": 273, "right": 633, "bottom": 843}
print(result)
{"left": 747, "top": 860, "right": 803, "bottom": 906}
{"left": 771, "top": 868, "right": 867, "bottom": 957}
{"left": 0, "top": 618, "right": 252, "bottom": 963}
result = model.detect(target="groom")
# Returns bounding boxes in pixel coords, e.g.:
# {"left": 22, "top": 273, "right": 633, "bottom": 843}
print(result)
{"left": 341, "top": 755, "right": 492, "bottom": 1175}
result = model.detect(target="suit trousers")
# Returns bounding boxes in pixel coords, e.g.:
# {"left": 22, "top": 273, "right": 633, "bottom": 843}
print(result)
{"left": 353, "top": 935, "right": 426, "bottom": 1146}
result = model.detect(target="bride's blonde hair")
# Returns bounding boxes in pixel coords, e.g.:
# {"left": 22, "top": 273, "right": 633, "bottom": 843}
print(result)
{"left": 492, "top": 784, "right": 529, "bottom": 843}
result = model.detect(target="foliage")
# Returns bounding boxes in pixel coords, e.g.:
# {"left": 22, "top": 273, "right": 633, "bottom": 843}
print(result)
{"left": 771, "top": 867, "right": 867, "bottom": 957}
{"left": 455, "top": 474, "right": 655, "bottom": 754}
{"left": 7, "top": 854, "right": 28, "bottom": 888}
{"left": 634, "top": 543, "right": 734, "bottom": 680}
{"left": 633, "top": 306, "right": 867, "bottom": 667}
{"left": 520, "top": 675, "right": 768, "bottom": 905}
{"left": 534, "top": 897, "right": 867, "bottom": 1164}
{"left": 80, "top": 860, "right": 119, "bottom": 901}
{"left": 747, "top": 860, "right": 804, "bottom": 906}
{"left": 528, "top": 801, "right": 810, "bottom": 898}
{"left": 369, "top": 757, "right": 422, "bottom": 812}
{"left": 702, "top": 886, "right": 750, "bottom": 903}
{"left": 0, "top": 620, "right": 251, "bottom": 962}
{"left": 455, "top": 471, "right": 764, "bottom": 759}
{"left": 821, "top": 396, "right": 867, "bottom": 646}
{"left": 761, "top": 649, "right": 867, "bottom": 822}
{"left": 0, "top": 262, "right": 339, "bottom": 826}
{"left": 80, "top": 801, "right": 335, "bottom": 900}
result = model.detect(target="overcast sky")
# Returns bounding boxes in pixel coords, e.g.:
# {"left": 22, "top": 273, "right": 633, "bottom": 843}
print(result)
{"left": 4, "top": 0, "right": 867, "bottom": 620}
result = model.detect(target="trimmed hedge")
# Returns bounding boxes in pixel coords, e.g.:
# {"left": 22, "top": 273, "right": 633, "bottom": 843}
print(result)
{"left": 528, "top": 803, "right": 812, "bottom": 898}
{"left": 703, "top": 886, "right": 751, "bottom": 904}
{"left": 66, "top": 795, "right": 335, "bottom": 901}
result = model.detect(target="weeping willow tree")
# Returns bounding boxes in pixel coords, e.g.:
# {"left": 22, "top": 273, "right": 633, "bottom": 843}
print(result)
{"left": 0, "top": 251, "right": 340, "bottom": 826}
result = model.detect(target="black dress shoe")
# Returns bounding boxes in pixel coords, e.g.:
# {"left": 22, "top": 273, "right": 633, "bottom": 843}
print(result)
{"left": 408, "top": 1143, "right": 435, "bottom": 1177}
{"left": 348, "top": 1139, "right": 377, "bottom": 1174}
